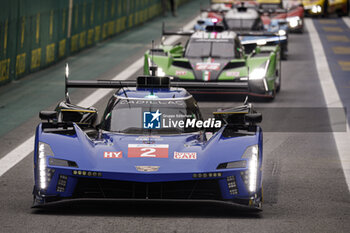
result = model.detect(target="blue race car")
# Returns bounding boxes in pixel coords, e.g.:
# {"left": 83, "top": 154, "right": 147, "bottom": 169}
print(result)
{"left": 33, "top": 65, "right": 263, "bottom": 210}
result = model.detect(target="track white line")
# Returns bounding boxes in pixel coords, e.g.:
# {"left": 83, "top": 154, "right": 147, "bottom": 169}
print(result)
{"left": 342, "top": 17, "right": 350, "bottom": 29}
{"left": 0, "top": 16, "right": 199, "bottom": 177}
{"left": 305, "top": 18, "right": 350, "bottom": 191}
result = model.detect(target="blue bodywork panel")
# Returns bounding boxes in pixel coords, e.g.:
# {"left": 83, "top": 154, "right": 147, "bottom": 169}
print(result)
{"left": 33, "top": 87, "right": 263, "bottom": 208}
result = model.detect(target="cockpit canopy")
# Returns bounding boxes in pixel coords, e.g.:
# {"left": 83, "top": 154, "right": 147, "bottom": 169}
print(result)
{"left": 224, "top": 8, "right": 264, "bottom": 31}
{"left": 185, "top": 31, "right": 242, "bottom": 59}
{"left": 100, "top": 94, "right": 202, "bottom": 135}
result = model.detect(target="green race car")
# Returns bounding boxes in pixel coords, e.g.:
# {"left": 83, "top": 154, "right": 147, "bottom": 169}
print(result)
{"left": 144, "top": 28, "right": 281, "bottom": 98}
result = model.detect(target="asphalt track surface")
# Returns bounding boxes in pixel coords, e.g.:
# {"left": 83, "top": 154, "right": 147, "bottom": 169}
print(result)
{"left": 0, "top": 1, "right": 350, "bottom": 232}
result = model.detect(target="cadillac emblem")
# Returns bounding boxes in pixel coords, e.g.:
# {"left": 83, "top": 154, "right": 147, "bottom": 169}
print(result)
{"left": 135, "top": 166, "right": 160, "bottom": 172}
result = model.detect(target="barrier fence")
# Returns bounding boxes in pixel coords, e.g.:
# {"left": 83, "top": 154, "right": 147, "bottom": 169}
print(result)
{"left": 0, "top": 0, "right": 190, "bottom": 85}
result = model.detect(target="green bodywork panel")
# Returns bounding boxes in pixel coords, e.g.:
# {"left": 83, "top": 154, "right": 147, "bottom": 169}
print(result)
{"left": 144, "top": 43, "right": 280, "bottom": 92}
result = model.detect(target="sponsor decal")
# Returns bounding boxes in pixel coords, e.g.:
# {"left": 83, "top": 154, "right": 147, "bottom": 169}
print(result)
{"left": 175, "top": 70, "right": 187, "bottom": 76}
{"left": 120, "top": 100, "right": 184, "bottom": 105}
{"left": 226, "top": 71, "right": 240, "bottom": 77}
{"left": 104, "top": 151, "right": 122, "bottom": 158}
{"left": 203, "top": 70, "right": 211, "bottom": 81}
{"left": 136, "top": 136, "right": 163, "bottom": 141}
{"left": 143, "top": 109, "right": 162, "bottom": 129}
{"left": 135, "top": 166, "right": 160, "bottom": 172}
{"left": 174, "top": 151, "right": 197, "bottom": 160}
{"left": 195, "top": 62, "right": 220, "bottom": 71}
{"left": 163, "top": 117, "right": 221, "bottom": 128}
{"left": 128, "top": 144, "right": 169, "bottom": 158}
{"left": 142, "top": 109, "right": 222, "bottom": 129}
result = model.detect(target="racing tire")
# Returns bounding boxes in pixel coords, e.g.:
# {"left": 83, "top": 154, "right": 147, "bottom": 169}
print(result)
{"left": 254, "top": 186, "right": 263, "bottom": 210}
{"left": 266, "top": 89, "right": 276, "bottom": 101}
{"left": 275, "top": 60, "right": 281, "bottom": 93}
{"left": 280, "top": 45, "right": 287, "bottom": 60}
{"left": 337, "top": 2, "right": 349, "bottom": 17}
{"left": 322, "top": 0, "right": 329, "bottom": 17}
{"left": 296, "top": 20, "right": 304, "bottom": 34}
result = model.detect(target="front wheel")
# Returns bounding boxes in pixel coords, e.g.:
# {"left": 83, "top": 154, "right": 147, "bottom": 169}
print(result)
{"left": 275, "top": 59, "right": 282, "bottom": 93}
{"left": 253, "top": 186, "right": 263, "bottom": 210}
{"left": 280, "top": 44, "right": 288, "bottom": 60}
{"left": 337, "top": 2, "right": 349, "bottom": 17}
{"left": 323, "top": 0, "right": 329, "bottom": 17}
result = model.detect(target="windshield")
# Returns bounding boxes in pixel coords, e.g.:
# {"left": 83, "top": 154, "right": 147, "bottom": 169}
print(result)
{"left": 225, "top": 19, "right": 261, "bottom": 31}
{"left": 101, "top": 97, "right": 202, "bottom": 134}
{"left": 185, "top": 39, "right": 235, "bottom": 58}
{"left": 260, "top": 4, "right": 281, "bottom": 10}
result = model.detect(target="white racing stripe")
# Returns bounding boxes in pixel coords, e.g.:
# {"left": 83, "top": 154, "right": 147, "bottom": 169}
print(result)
{"left": 343, "top": 17, "right": 350, "bottom": 29}
{"left": 305, "top": 18, "right": 350, "bottom": 191}
{"left": 0, "top": 16, "right": 199, "bottom": 178}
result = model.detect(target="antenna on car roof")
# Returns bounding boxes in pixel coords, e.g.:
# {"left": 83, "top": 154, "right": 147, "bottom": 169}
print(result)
{"left": 149, "top": 40, "right": 158, "bottom": 76}
{"left": 244, "top": 96, "right": 249, "bottom": 105}
{"left": 152, "top": 40, "right": 154, "bottom": 65}
{"left": 65, "top": 63, "right": 71, "bottom": 104}
{"left": 161, "top": 22, "right": 165, "bottom": 45}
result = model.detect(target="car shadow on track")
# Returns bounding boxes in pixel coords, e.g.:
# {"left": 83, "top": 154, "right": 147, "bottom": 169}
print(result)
{"left": 31, "top": 201, "right": 262, "bottom": 219}
{"left": 193, "top": 94, "right": 273, "bottom": 103}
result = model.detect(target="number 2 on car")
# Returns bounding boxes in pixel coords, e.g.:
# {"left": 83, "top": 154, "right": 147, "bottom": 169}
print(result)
{"left": 127, "top": 144, "right": 169, "bottom": 158}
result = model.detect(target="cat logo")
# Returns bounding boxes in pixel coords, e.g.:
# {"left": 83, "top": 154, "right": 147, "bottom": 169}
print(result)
{"left": 135, "top": 166, "right": 160, "bottom": 172}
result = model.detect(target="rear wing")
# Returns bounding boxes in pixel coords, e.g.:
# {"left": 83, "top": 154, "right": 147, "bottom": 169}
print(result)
{"left": 210, "top": 0, "right": 255, "bottom": 4}
{"left": 161, "top": 22, "right": 194, "bottom": 37}
{"left": 66, "top": 77, "right": 248, "bottom": 91}
{"left": 238, "top": 31, "right": 287, "bottom": 47}
{"left": 237, "top": 32, "right": 286, "bottom": 55}
{"left": 41, "top": 64, "right": 260, "bottom": 132}
{"left": 238, "top": 31, "right": 280, "bottom": 37}
{"left": 258, "top": 8, "right": 287, "bottom": 14}
{"left": 210, "top": 0, "right": 236, "bottom": 3}
{"left": 213, "top": 102, "right": 262, "bottom": 131}
{"left": 64, "top": 62, "right": 248, "bottom": 92}
{"left": 162, "top": 22, "right": 226, "bottom": 38}
{"left": 66, "top": 78, "right": 258, "bottom": 131}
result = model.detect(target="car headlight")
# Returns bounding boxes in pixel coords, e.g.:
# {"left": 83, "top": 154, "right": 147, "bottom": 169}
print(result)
{"left": 49, "top": 158, "right": 78, "bottom": 167}
{"left": 256, "top": 39, "right": 267, "bottom": 46}
{"left": 38, "top": 142, "right": 54, "bottom": 189}
{"left": 217, "top": 160, "right": 247, "bottom": 169}
{"left": 287, "top": 16, "right": 300, "bottom": 28}
{"left": 278, "top": 29, "right": 286, "bottom": 36}
{"left": 311, "top": 5, "right": 322, "bottom": 13}
{"left": 249, "top": 68, "right": 265, "bottom": 80}
{"left": 157, "top": 67, "right": 166, "bottom": 77}
{"left": 242, "top": 145, "right": 259, "bottom": 193}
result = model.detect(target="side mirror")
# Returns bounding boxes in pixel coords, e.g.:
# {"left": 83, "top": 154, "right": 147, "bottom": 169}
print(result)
{"left": 236, "top": 47, "right": 244, "bottom": 57}
{"left": 39, "top": 111, "right": 57, "bottom": 121}
{"left": 278, "top": 21, "right": 287, "bottom": 26}
{"left": 170, "top": 45, "right": 183, "bottom": 55}
{"left": 254, "top": 46, "right": 261, "bottom": 54}
{"left": 245, "top": 113, "right": 262, "bottom": 124}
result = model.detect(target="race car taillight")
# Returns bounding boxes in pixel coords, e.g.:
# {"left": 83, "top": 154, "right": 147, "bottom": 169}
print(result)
{"left": 226, "top": 176, "right": 238, "bottom": 195}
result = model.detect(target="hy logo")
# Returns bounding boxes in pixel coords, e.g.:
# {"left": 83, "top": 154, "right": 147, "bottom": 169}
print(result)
{"left": 143, "top": 109, "right": 162, "bottom": 129}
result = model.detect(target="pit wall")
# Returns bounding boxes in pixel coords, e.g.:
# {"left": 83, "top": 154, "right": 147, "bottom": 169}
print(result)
{"left": 0, "top": 0, "right": 191, "bottom": 85}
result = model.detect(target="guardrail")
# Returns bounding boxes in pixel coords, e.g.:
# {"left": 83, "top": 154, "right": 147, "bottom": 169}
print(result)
{"left": 0, "top": 0, "right": 191, "bottom": 86}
